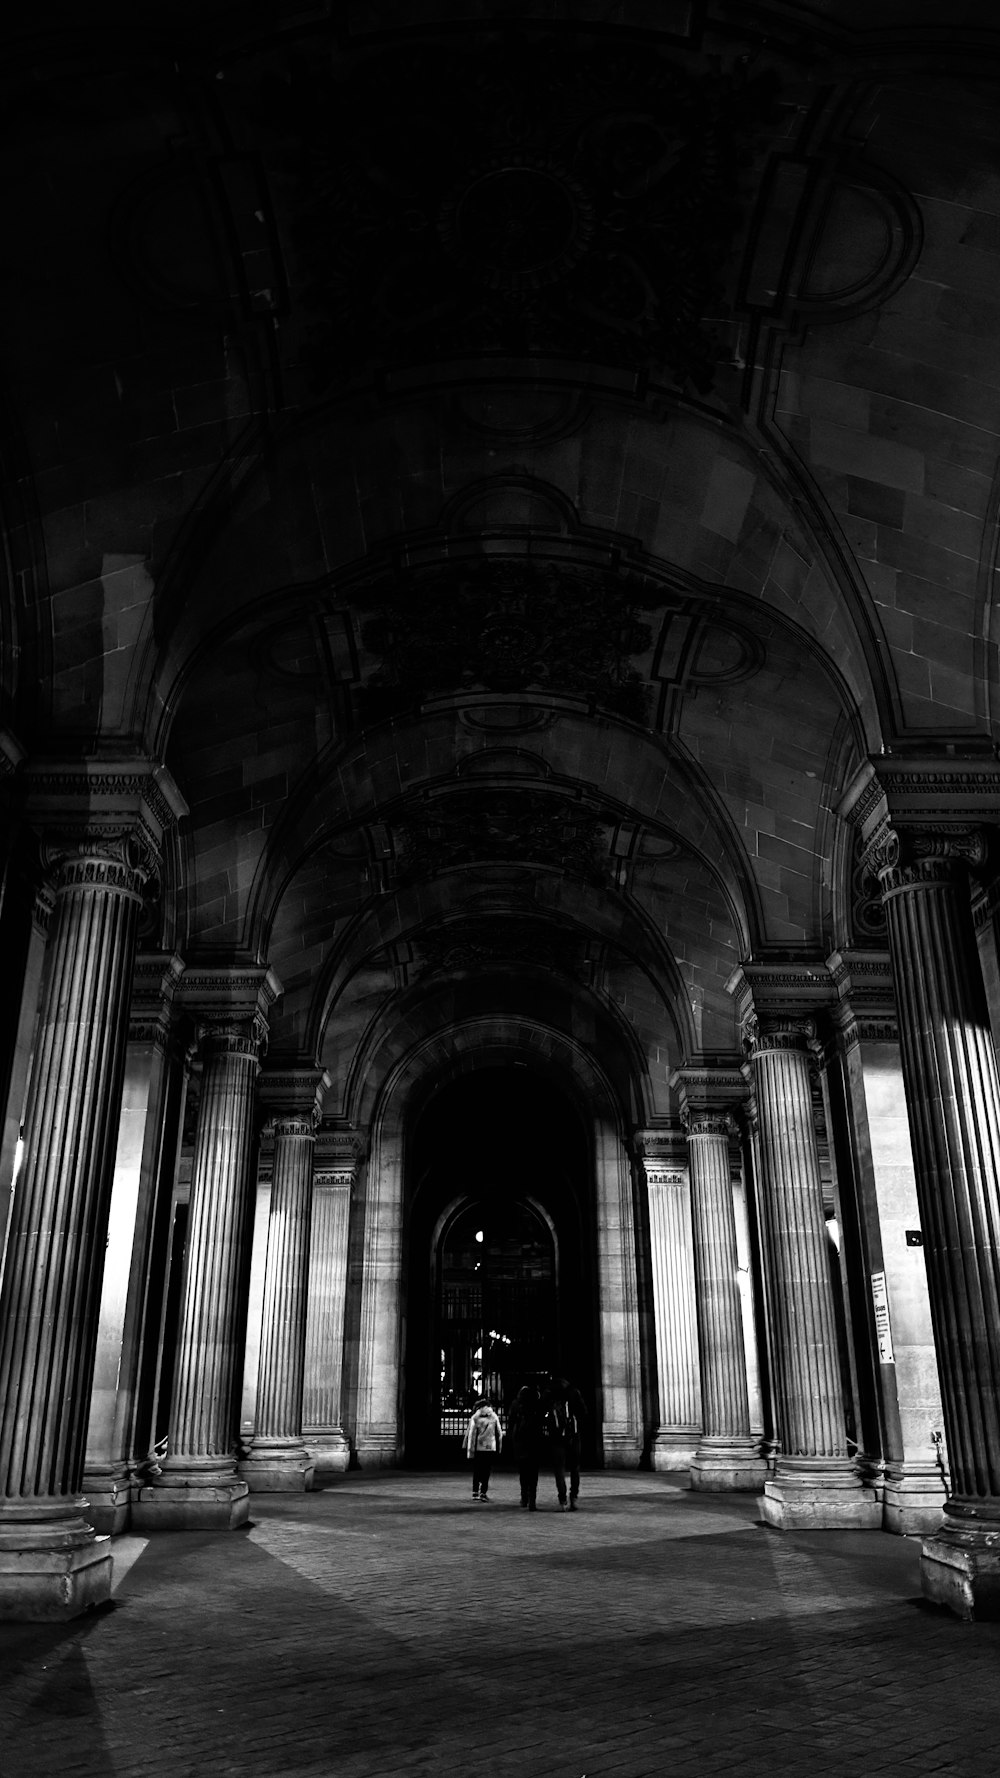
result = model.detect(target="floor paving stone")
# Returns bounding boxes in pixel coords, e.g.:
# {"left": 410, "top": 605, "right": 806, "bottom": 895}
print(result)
{"left": 1, "top": 1471, "right": 996, "bottom": 1777}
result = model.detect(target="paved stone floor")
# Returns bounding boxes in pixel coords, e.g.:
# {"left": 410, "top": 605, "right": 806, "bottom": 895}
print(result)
{"left": 2, "top": 1470, "right": 997, "bottom": 1776}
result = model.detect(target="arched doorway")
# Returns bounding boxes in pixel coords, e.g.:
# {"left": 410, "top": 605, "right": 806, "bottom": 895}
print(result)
{"left": 403, "top": 1065, "right": 595, "bottom": 1464}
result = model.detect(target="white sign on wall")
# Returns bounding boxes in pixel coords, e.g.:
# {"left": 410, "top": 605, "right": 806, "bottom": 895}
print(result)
{"left": 871, "top": 1270, "right": 895, "bottom": 1364}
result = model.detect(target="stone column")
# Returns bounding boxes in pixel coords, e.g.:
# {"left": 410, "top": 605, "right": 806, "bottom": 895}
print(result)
{"left": 594, "top": 1117, "right": 644, "bottom": 1465}
{"left": 729, "top": 965, "right": 879, "bottom": 1529}
{"left": 635, "top": 1130, "right": 701, "bottom": 1469}
{"left": 674, "top": 1069, "right": 765, "bottom": 1492}
{"left": 84, "top": 953, "right": 185, "bottom": 1532}
{"left": 303, "top": 1129, "right": 363, "bottom": 1477}
{"left": 133, "top": 966, "right": 280, "bottom": 1532}
{"left": 826, "top": 949, "right": 946, "bottom": 1535}
{"left": 240, "top": 1069, "right": 329, "bottom": 1493}
{"left": 0, "top": 761, "right": 184, "bottom": 1619}
{"left": 870, "top": 827, "right": 1000, "bottom": 1615}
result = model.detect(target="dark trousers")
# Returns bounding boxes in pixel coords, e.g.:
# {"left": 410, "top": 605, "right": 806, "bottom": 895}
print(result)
{"left": 472, "top": 1452, "right": 493, "bottom": 1496}
{"left": 551, "top": 1441, "right": 580, "bottom": 1505}
{"left": 518, "top": 1457, "right": 539, "bottom": 1506}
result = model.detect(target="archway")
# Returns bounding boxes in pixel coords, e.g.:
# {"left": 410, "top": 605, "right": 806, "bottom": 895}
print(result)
{"left": 403, "top": 1066, "right": 594, "bottom": 1465}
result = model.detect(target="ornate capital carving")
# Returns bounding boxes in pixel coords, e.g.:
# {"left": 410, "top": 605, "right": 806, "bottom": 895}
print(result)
{"left": 271, "top": 1113, "right": 317, "bottom": 1141}
{"left": 742, "top": 1012, "right": 817, "bottom": 1060}
{"left": 633, "top": 1126, "right": 687, "bottom": 1187}
{"left": 871, "top": 825, "right": 989, "bottom": 894}
{"left": 198, "top": 1014, "right": 270, "bottom": 1067}
{"left": 42, "top": 834, "right": 151, "bottom": 902}
{"left": 24, "top": 758, "right": 187, "bottom": 884}
{"left": 681, "top": 1107, "right": 734, "bottom": 1141}
{"left": 259, "top": 1065, "right": 330, "bottom": 1127}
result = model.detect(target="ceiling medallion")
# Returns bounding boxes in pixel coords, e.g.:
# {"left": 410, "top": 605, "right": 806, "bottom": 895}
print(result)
{"left": 260, "top": 35, "right": 778, "bottom": 391}
{"left": 439, "top": 155, "right": 593, "bottom": 291}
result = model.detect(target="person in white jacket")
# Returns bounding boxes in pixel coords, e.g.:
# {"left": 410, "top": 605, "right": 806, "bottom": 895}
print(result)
{"left": 464, "top": 1396, "right": 503, "bottom": 1501}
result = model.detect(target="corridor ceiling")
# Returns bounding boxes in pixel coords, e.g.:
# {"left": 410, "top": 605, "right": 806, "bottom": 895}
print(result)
{"left": 2, "top": 0, "right": 997, "bottom": 1123}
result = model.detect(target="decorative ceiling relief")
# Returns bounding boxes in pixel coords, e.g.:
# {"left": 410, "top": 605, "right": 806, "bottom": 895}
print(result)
{"left": 255, "top": 35, "right": 778, "bottom": 390}
{"left": 394, "top": 789, "right": 606, "bottom": 883}
{"left": 417, "top": 916, "right": 588, "bottom": 977}
{"left": 357, "top": 559, "right": 654, "bottom": 723}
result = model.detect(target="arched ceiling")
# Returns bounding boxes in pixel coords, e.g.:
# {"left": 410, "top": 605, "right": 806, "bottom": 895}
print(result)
{"left": 3, "top": 0, "right": 999, "bottom": 1119}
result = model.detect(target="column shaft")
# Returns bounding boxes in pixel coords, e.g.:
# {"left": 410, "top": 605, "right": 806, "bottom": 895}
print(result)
{"left": 302, "top": 1134, "right": 359, "bottom": 1477}
{"left": 0, "top": 845, "right": 143, "bottom": 1616}
{"left": 644, "top": 1161, "right": 701, "bottom": 1469}
{"left": 751, "top": 1025, "right": 879, "bottom": 1528}
{"left": 686, "top": 1116, "right": 764, "bottom": 1490}
{"left": 241, "top": 1115, "right": 316, "bottom": 1492}
{"left": 134, "top": 1003, "right": 270, "bottom": 1531}
{"left": 878, "top": 844, "right": 1000, "bottom": 1614}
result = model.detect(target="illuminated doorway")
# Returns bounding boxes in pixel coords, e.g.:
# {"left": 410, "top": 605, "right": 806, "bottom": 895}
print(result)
{"left": 437, "top": 1195, "right": 556, "bottom": 1439}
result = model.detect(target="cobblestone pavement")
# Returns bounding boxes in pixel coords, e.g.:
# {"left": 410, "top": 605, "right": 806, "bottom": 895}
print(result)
{"left": 2, "top": 1471, "right": 996, "bottom": 1777}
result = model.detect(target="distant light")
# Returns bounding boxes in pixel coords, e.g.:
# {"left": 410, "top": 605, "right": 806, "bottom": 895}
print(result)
{"left": 475, "top": 1230, "right": 484, "bottom": 1243}
{"left": 11, "top": 1137, "right": 24, "bottom": 1186}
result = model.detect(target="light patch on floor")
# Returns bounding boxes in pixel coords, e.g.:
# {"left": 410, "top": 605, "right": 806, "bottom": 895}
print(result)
{"left": 110, "top": 1534, "right": 149, "bottom": 1592}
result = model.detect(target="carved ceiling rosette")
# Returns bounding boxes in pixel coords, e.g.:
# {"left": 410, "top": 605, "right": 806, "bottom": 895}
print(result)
{"left": 358, "top": 558, "right": 654, "bottom": 725}
{"left": 256, "top": 35, "right": 777, "bottom": 389}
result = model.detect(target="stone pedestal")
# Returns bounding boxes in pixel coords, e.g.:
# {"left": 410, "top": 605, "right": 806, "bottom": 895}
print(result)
{"left": 0, "top": 762, "right": 183, "bottom": 1617}
{"left": 676, "top": 1076, "right": 766, "bottom": 1493}
{"left": 134, "top": 968, "right": 279, "bottom": 1533}
{"left": 303, "top": 1132, "right": 362, "bottom": 1477}
{"left": 730, "top": 970, "right": 878, "bottom": 1530}
{"left": 868, "top": 822, "right": 1000, "bottom": 1614}
{"left": 637, "top": 1132, "right": 702, "bottom": 1470}
{"left": 240, "top": 1071, "right": 329, "bottom": 1494}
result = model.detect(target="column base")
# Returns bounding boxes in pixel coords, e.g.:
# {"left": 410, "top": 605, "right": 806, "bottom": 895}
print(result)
{"left": 921, "top": 1507, "right": 1000, "bottom": 1619}
{"left": 0, "top": 1501, "right": 111, "bottom": 1621}
{"left": 239, "top": 1439, "right": 315, "bottom": 1494}
{"left": 305, "top": 1430, "right": 352, "bottom": 1478}
{"left": 82, "top": 1461, "right": 132, "bottom": 1535}
{"left": 760, "top": 1458, "right": 881, "bottom": 1530}
{"left": 132, "top": 1459, "right": 250, "bottom": 1532}
{"left": 0, "top": 1542, "right": 112, "bottom": 1621}
{"left": 652, "top": 1427, "right": 701, "bottom": 1472}
{"left": 355, "top": 1434, "right": 401, "bottom": 1469}
{"left": 882, "top": 1460, "right": 946, "bottom": 1536}
{"left": 690, "top": 1435, "right": 766, "bottom": 1492}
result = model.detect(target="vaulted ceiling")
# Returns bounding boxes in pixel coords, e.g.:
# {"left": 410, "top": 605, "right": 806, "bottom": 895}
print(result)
{"left": 3, "top": 1, "right": 998, "bottom": 1123}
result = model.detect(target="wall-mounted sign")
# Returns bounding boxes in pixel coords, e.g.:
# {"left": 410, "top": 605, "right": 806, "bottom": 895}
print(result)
{"left": 871, "top": 1270, "right": 895, "bottom": 1364}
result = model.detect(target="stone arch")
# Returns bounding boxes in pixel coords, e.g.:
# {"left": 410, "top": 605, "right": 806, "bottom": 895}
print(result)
{"left": 349, "top": 1015, "right": 644, "bottom": 1470}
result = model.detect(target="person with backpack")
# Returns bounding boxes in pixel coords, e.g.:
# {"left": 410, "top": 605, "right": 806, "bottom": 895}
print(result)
{"left": 507, "top": 1383, "right": 544, "bottom": 1510}
{"left": 542, "top": 1375, "right": 586, "bottom": 1511}
{"left": 464, "top": 1395, "right": 503, "bottom": 1501}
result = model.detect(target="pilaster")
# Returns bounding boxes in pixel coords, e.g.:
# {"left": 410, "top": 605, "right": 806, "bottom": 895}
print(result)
{"left": 303, "top": 1129, "right": 364, "bottom": 1477}
{"left": 0, "top": 760, "right": 185, "bottom": 1617}
{"left": 635, "top": 1129, "right": 701, "bottom": 1470}
{"left": 673, "top": 1067, "right": 765, "bottom": 1493}
{"left": 240, "top": 1068, "right": 330, "bottom": 1493}
{"left": 728, "top": 964, "right": 879, "bottom": 1530}
{"left": 133, "top": 964, "right": 280, "bottom": 1533}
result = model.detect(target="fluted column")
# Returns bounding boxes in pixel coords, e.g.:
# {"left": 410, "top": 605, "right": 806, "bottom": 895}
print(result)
{"left": 636, "top": 1130, "right": 702, "bottom": 1469}
{"left": 0, "top": 760, "right": 184, "bottom": 1619}
{"left": 872, "top": 829, "right": 1000, "bottom": 1615}
{"left": 241, "top": 1069, "right": 329, "bottom": 1493}
{"left": 134, "top": 966, "right": 280, "bottom": 1532}
{"left": 747, "top": 1013, "right": 878, "bottom": 1527}
{"left": 303, "top": 1130, "right": 363, "bottom": 1477}
{"left": 676, "top": 1074, "right": 765, "bottom": 1493}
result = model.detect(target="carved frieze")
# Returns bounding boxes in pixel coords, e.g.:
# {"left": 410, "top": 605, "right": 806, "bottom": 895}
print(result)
{"left": 358, "top": 559, "right": 654, "bottom": 725}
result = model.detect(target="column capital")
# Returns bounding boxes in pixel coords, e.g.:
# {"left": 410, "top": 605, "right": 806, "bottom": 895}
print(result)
{"left": 670, "top": 1062, "right": 746, "bottom": 1121}
{"left": 23, "top": 757, "right": 188, "bottom": 875}
{"left": 179, "top": 964, "right": 282, "bottom": 1069}
{"left": 839, "top": 752, "right": 1000, "bottom": 840}
{"left": 726, "top": 961, "right": 834, "bottom": 1059}
{"left": 632, "top": 1126, "right": 687, "bottom": 1184}
{"left": 826, "top": 948, "right": 898, "bottom": 1049}
{"left": 314, "top": 1125, "right": 366, "bottom": 1185}
{"left": 259, "top": 1067, "right": 330, "bottom": 1131}
{"left": 128, "top": 951, "right": 186, "bottom": 1051}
